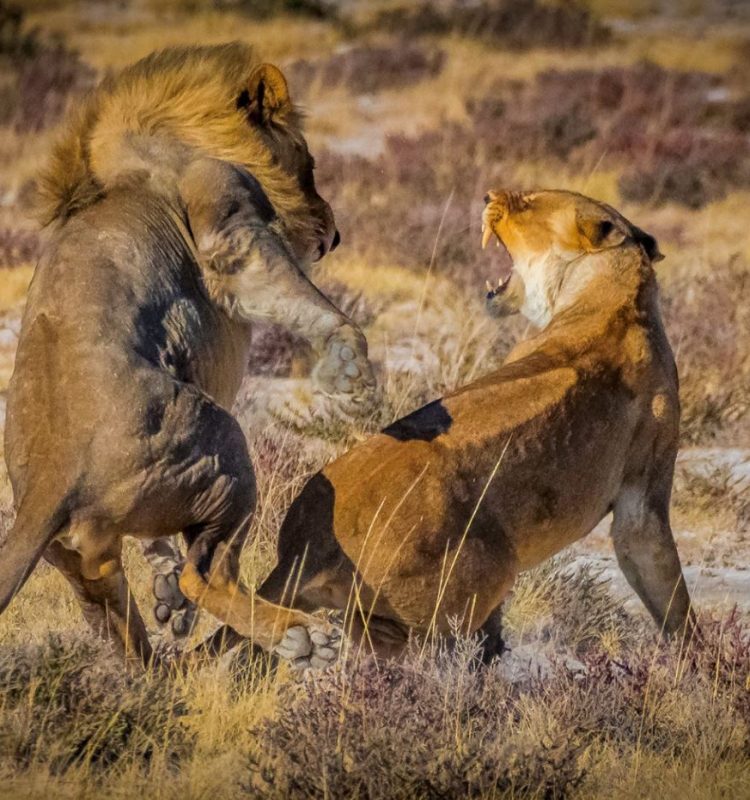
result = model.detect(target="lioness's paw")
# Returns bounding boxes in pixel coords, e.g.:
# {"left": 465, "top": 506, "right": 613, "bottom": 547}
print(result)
{"left": 273, "top": 624, "right": 341, "bottom": 670}
{"left": 153, "top": 570, "right": 198, "bottom": 638}
{"left": 312, "top": 327, "right": 377, "bottom": 411}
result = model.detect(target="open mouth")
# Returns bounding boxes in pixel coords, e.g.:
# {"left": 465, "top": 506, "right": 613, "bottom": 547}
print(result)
{"left": 481, "top": 221, "right": 513, "bottom": 298}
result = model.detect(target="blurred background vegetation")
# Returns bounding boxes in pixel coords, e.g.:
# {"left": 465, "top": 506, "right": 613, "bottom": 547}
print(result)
{"left": 0, "top": 2, "right": 748, "bottom": 798}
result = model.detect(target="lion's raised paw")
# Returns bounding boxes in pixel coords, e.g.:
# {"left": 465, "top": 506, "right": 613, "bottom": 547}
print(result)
{"left": 273, "top": 624, "right": 341, "bottom": 670}
{"left": 312, "top": 327, "right": 377, "bottom": 409}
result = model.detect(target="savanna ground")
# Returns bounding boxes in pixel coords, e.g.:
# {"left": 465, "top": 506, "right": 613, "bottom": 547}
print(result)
{"left": 0, "top": 0, "right": 749, "bottom": 797}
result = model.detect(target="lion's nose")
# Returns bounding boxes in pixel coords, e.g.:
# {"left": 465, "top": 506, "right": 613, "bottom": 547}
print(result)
{"left": 484, "top": 194, "right": 491, "bottom": 205}
{"left": 331, "top": 229, "right": 341, "bottom": 251}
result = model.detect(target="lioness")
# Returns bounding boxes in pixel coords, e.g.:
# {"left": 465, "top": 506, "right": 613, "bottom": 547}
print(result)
{"left": 0, "top": 44, "right": 377, "bottom": 667}
{"left": 227, "top": 189, "right": 693, "bottom": 661}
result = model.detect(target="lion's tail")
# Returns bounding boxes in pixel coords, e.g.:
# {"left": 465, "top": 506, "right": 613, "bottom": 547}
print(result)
{"left": 0, "top": 490, "right": 72, "bottom": 614}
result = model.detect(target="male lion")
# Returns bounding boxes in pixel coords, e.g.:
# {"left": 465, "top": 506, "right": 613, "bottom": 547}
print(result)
{"left": 217, "top": 189, "right": 695, "bottom": 661}
{"left": 0, "top": 44, "right": 376, "bottom": 668}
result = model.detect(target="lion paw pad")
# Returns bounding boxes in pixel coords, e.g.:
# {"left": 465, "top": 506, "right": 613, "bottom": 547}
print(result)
{"left": 152, "top": 570, "right": 197, "bottom": 638}
{"left": 274, "top": 624, "right": 341, "bottom": 669}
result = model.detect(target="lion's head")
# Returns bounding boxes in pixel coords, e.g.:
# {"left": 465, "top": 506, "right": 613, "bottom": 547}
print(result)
{"left": 37, "top": 43, "right": 338, "bottom": 268}
{"left": 482, "top": 189, "right": 663, "bottom": 326}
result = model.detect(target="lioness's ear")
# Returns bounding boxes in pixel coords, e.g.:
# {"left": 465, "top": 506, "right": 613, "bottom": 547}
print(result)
{"left": 243, "top": 63, "right": 291, "bottom": 125}
{"left": 576, "top": 212, "right": 627, "bottom": 253}
{"left": 631, "top": 224, "right": 665, "bottom": 263}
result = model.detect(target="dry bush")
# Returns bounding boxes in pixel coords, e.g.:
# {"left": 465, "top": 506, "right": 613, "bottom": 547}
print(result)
{"left": 214, "top": 0, "right": 337, "bottom": 19}
{"left": 316, "top": 133, "right": 494, "bottom": 279}
{"left": 248, "top": 647, "right": 589, "bottom": 799}
{"left": 576, "top": 609, "right": 750, "bottom": 751}
{"left": 672, "top": 464, "right": 750, "bottom": 534}
{"left": 246, "top": 603, "right": 750, "bottom": 799}
{"left": 288, "top": 43, "right": 445, "bottom": 96}
{"left": 0, "top": 635, "right": 193, "bottom": 773}
{"left": 468, "top": 62, "right": 750, "bottom": 208}
{"left": 245, "top": 322, "right": 308, "bottom": 377}
{"left": 370, "top": 0, "right": 608, "bottom": 50}
{"left": 504, "top": 555, "right": 639, "bottom": 656}
{"left": 160, "top": 0, "right": 337, "bottom": 18}
{"left": 0, "top": 227, "right": 41, "bottom": 269}
{"left": 0, "top": 1, "right": 95, "bottom": 133}
{"left": 661, "top": 256, "right": 750, "bottom": 445}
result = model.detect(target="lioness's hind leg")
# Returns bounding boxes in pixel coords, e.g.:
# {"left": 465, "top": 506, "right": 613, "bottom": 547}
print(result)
{"left": 44, "top": 540, "right": 154, "bottom": 667}
{"left": 611, "top": 486, "right": 696, "bottom": 639}
{"left": 348, "top": 611, "right": 409, "bottom": 662}
{"left": 180, "top": 527, "right": 340, "bottom": 668}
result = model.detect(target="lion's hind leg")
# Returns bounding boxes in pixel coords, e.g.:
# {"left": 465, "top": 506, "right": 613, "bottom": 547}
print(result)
{"left": 141, "top": 536, "right": 198, "bottom": 639}
{"left": 44, "top": 539, "right": 154, "bottom": 668}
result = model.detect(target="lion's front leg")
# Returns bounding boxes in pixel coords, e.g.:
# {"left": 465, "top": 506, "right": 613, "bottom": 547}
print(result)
{"left": 181, "top": 158, "right": 378, "bottom": 420}
{"left": 215, "top": 233, "right": 378, "bottom": 419}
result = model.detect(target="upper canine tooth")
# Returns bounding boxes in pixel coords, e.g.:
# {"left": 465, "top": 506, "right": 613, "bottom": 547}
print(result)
{"left": 485, "top": 280, "right": 494, "bottom": 292}
{"left": 481, "top": 226, "right": 492, "bottom": 249}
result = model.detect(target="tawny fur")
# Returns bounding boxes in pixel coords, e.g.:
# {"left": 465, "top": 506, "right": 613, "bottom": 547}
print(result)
{"left": 1, "top": 43, "right": 376, "bottom": 669}
{"left": 254, "top": 190, "right": 696, "bottom": 661}
{"left": 37, "top": 43, "right": 309, "bottom": 239}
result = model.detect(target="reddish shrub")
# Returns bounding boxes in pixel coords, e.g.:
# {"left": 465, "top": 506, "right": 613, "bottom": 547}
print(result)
{"left": 0, "top": 227, "right": 41, "bottom": 268}
{"left": 288, "top": 44, "right": 445, "bottom": 96}
{"left": 0, "top": 1, "right": 96, "bottom": 133}
{"left": 372, "top": 0, "right": 608, "bottom": 50}
{"left": 661, "top": 258, "right": 750, "bottom": 444}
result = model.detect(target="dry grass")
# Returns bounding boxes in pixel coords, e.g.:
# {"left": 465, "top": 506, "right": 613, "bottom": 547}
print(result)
{"left": 1, "top": 0, "right": 749, "bottom": 796}
{"left": 1, "top": 552, "right": 748, "bottom": 799}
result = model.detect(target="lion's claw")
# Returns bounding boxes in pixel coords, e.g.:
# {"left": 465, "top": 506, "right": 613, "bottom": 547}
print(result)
{"left": 310, "top": 630, "right": 330, "bottom": 646}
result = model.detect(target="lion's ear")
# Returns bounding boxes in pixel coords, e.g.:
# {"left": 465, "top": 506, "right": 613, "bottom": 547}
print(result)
{"left": 631, "top": 224, "right": 665, "bottom": 263}
{"left": 576, "top": 212, "right": 628, "bottom": 253}
{"left": 578, "top": 208, "right": 665, "bottom": 263}
{"left": 243, "top": 63, "right": 291, "bottom": 125}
